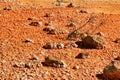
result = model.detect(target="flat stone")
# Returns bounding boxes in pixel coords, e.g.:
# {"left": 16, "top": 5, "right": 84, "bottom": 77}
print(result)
{"left": 42, "top": 56, "right": 66, "bottom": 68}
{"left": 29, "top": 21, "right": 42, "bottom": 26}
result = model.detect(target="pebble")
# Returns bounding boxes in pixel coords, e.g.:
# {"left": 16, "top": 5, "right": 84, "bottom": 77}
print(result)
{"left": 29, "top": 21, "right": 42, "bottom": 26}
{"left": 75, "top": 52, "right": 89, "bottom": 59}
{"left": 43, "top": 42, "right": 64, "bottom": 49}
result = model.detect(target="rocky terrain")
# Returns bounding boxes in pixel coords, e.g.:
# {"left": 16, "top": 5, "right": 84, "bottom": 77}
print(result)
{"left": 0, "top": 0, "right": 120, "bottom": 80}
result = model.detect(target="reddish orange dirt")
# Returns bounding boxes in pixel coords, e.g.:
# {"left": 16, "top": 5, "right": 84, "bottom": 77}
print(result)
{"left": 0, "top": 1, "right": 120, "bottom": 80}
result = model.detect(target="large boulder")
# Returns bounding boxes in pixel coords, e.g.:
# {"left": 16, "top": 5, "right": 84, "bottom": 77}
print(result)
{"left": 103, "top": 60, "right": 120, "bottom": 80}
{"left": 82, "top": 35, "right": 105, "bottom": 49}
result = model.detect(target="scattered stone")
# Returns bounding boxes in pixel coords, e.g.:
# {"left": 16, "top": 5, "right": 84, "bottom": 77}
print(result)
{"left": 25, "top": 62, "right": 33, "bottom": 68}
{"left": 43, "top": 26, "right": 55, "bottom": 32}
{"left": 82, "top": 35, "right": 106, "bottom": 49}
{"left": 43, "top": 26, "right": 68, "bottom": 34}
{"left": 24, "top": 38, "right": 34, "bottom": 43}
{"left": 56, "top": 28, "right": 69, "bottom": 34}
{"left": 96, "top": 32, "right": 104, "bottom": 37}
{"left": 67, "top": 22, "right": 76, "bottom": 27}
{"left": 42, "top": 56, "right": 66, "bottom": 68}
{"left": 27, "top": 17, "right": 38, "bottom": 20}
{"left": 43, "top": 26, "right": 56, "bottom": 34}
{"left": 29, "top": 21, "right": 42, "bottom": 26}
{"left": 80, "top": 9, "right": 88, "bottom": 13}
{"left": 73, "top": 65, "right": 80, "bottom": 70}
{"left": 103, "top": 60, "right": 120, "bottom": 80}
{"left": 114, "top": 56, "right": 120, "bottom": 61}
{"left": 114, "top": 38, "right": 120, "bottom": 43}
{"left": 75, "top": 52, "right": 89, "bottom": 59}
{"left": 13, "top": 62, "right": 25, "bottom": 68}
{"left": 43, "top": 42, "right": 64, "bottom": 49}
{"left": 64, "top": 42, "right": 78, "bottom": 48}
{"left": 45, "top": 21, "right": 53, "bottom": 26}
{"left": 30, "top": 56, "right": 38, "bottom": 61}
{"left": 44, "top": 13, "right": 54, "bottom": 17}
{"left": 3, "top": 5, "right": 12, "bottom": 10}
{"left": 67, "top": 3, "right": 74, "bottom": 7}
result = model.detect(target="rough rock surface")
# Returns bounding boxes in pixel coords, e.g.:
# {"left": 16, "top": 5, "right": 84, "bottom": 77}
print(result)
{"left": 103, "top": 60, "right": 120, "bottom": 80}
{"left": 42, "top": 56, "right": 66, "bottom": 68}
{"left": 43, "top": 42, "right": 64, "bottom": 49}
{"left": 82, "top": 35, "right": 106, "bottom": 49}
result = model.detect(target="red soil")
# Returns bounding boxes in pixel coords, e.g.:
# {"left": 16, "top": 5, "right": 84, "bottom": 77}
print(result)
{"left": 0, "top": 1, "right": 120, "bottom": 80}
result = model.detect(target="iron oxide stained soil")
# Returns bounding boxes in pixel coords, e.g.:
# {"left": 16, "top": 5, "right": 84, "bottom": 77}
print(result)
{"left": 0, "top": 1, "right": 120, "bottom": 80}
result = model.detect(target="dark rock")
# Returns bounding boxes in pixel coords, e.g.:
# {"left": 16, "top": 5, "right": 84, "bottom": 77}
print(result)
{"left": 96, "top": 32, "right": 104, "bottom": 37}
{"left": 80, "top": 9, "right": 88, "bottom": 13}
{"left": 114, "top": 38, "right": 120, "bottom": 43}
{"left": 114, "top": 56, "right": 120, "bottom": 61}
{"left": 27, "top": 17, "right": 38, "bottom": 20}
{"left": 67, "top": 3, "right": 74, "bottom": 7}
{"left": 82, "top": 35, "right": 105, "bottom": 49}
{"left": 24, "top": 38, "right": 34, "bottom": 43}
{"left": 73, "top": 65, "right": 80, "bottom": 70}
{"left": 44, "top": 13, "right": 54, "bottom": 17}
{"left": 3, "top": 5, "right": 12, "bottom": 10}
{"left": 42, "top": 56, "right": 66, "bottom": 68}
{"left": 25, "top": 62, "right": 33, "bottom": 68}
{"left": 103, "top": 60, "right": 120, "bottom": 80}
{"left": 29, "top": 21, "right": 42, "bottom": 26}
{"left": 67, "top": 22, "right": 76, "bottom": 27}
{"left": 43, "top": 26, "right": 55, "bottom": 32}
{"left": 75, "top": 52, "right": 89, "bottom": 59}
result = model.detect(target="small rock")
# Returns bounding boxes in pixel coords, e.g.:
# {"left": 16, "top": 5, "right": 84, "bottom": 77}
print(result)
{"left": 75, "top": 52, "right": 89, "bottom": 59}
{"left": 103, "top": 60, "right": 120, "bottom": 80}
{"left": 43, "top": 42, "right": 64, "bottom": 49}
{"left": 30, "top": 56, "right": 38, "bottom": 60}
{"left": 3, "top": 5, "right": 12, "bottom": 10}
{"left": 44, "top": 13, "right": 54, "bottom": 17}
{"left": 56, "top": 28, "right": 69, "bottom": 34}
{"left": 96, "top": 32, "right": 104, "bottom": 37}
{"left": 43, "top": 26, "right": 56, "bottom": 34}
{"left": 13, "top": 62, "right": 25, "bottom": 68}
{"left": 114, "top": 38, "right": 120, "bottom": 43}
{"left": 67, "top": 22, "right": 76, "bottom": 27}
{"left": 43, "top": 26, "right": 55, "bottom": 32}
{"left": 82, "top": 35, "right": 106, "bottom": 49}
{"left": 24, "top": 38, "right": 34, "bottom": 43}
{"left": 67, "top": 3, "right": 74, "bottom": 7}
{"left": 64, "top": 42, "right": 78, "bottom": 48}
{"left": 27, "top": 17, "right": 38, "bottom": 20}
{"left": 45, "top": 21, "right": 53, "bottom": 26}
{"left": 25, "top": 62, "right": 33, "bottom": 68}
{"left": 80, "top": 9, "right": 88, "bottom": 13}
{"left": 73, "top": 65, "right": 80, "bottom": 70}
{"left": 115, "top": 56, "right": 120, "bottom": 61}
{"left": 29, "top": 21, "right": 42, "bottom": 26}
{"left": 57, "top": 43, "right": 64, "bottom": 49}
{"left": 42, "top": 56, "right": 66, "bottom": 68}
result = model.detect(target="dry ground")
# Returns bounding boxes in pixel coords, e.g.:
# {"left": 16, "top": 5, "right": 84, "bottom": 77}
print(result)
{"left": 0, "top": 0, "right": 120, "bottom": 80}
